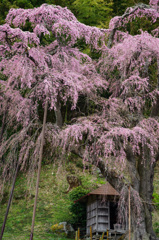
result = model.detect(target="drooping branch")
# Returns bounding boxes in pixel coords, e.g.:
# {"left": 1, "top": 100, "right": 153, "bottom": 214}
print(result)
{"left": 107, "top": 3, "right": 155, "bottom": 48}
{"left": 0, "top": 101, "right": 8, "bottom": 144}
{"left": 151, "top": 58, "right": 159, "bottom": 116}
{"left": 55, "top": 94, "right": 63, "bottom": 128}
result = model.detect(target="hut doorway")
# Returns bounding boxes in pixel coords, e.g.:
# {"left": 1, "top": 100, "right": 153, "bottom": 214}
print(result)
{"left": 109, "top": 202, "right": 118, "bottom": 229}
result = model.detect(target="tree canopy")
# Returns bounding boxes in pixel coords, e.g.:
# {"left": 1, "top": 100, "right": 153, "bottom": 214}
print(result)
{"left": 0, "top": 0, "right": 153, "bottom": 26}
{"left": 72, "top": 0, "right": 113, "bottom": 27}
{"left": 0, "top": 0, "right": 159, "bottom": 239}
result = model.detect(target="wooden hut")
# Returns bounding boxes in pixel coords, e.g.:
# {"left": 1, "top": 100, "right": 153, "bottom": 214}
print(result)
{"left": 76, "top": 182, "right": 127, "bottom": 236}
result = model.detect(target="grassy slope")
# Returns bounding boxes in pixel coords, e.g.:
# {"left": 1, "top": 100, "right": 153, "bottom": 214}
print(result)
{"left": 0, "top": 159, "right": 159, "bottom": 239}
{"left": 152, "top": 163, "right": 159, "bottom": 236}
{"left": 0, "top": 160, "right": 105, "bottom": 240}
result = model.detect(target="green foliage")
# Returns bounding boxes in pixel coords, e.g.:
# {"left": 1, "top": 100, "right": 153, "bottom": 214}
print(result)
{"left": 143, "top": 59, "right": 158, "bottom": 118}
{"left": 153, "top": 192, "right": 159, "bottom": 210}
{"left": 0, "top": 71, "right": 7, "bottom": 81}
{"left": 112, "top": 0, "right": 129, "bottom": 16}
{"left": 113, "top": 0, "right": 149, "bottom": 16}
{"left": 0, "top": 0, "right": 154, "bottom": 29}
{"left": 46, "top": 0, "right": 74, "bottom": 8}
{"left": 154, "top": 222, "right": 159, "bottom": 235}
{"left": 123, "top": 17, "right": 159, "bottom": 36}
{"left": 74, "top": 38, "right": 89, "bottom": 54}
{"left": 40, "top": 32, "right": 56, "bottom": 46}
{"left": 72, "top": 0, "right": 113, "bottom": 28}
{"left": 0, "top": 0, "right": 34, "bottom": 25}
{"left": 148, "top": 59, "right": 158, "bottom": 91}
{"left": 14, "top": 0, "right": 33, "bottom": 8}
{"left": 21, "top": 20, "right": 33, "bottom": 32}
{"left": 30, "top": 0, "right": 45, "bottom": 7}
{"left": 143, "top": 99, "right": 152, "bottom": 118}
{"left": 69, "top": 186, "right": 88, "bottom": 201}
{"left": 69, "top": 186, "right": 89, "bottom": 229}
{"left": 0, "top": 0, "right": 12, "bottom": 24}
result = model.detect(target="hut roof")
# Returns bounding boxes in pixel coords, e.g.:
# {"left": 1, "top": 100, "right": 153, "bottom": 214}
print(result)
{"left": 75, "top": 182, "right": 119, "bottom": 203}
{"left": 89, "top": 182, "right": 119, "bottom": 196}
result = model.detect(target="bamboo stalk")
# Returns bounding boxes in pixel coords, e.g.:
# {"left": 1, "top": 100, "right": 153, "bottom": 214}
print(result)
{"left": 30, "top": 99, "right": 48, "bottom": 240}
{"left": 75, "top": 231, "right": 78, "bottom": 240}
{"left": 107, "top": 229, "right": 109, "bottom": 240}
{"left": 77, "top": 228, "right": 80, "bottom": 240}
{"left": 129, "top": 185, "right": 131, "bottom": 240}
{"left": 90, "top": 226, "right": 92, "bottom": 240}
{"left": 0, "top": 163, "right": 20, "bottom": 240}
{"left": 101, "top": 232, "right": 104, "bottom": 240}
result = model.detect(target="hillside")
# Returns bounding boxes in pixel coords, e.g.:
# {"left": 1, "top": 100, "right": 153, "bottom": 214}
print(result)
{"left": 0, "top": 160, "right": 159, "bottom": 239}
{"left": 152, "top": 162, "right": 159, "bottom": 237}
{"left": 0, "top": 158, "right": 106, "bottom": 239}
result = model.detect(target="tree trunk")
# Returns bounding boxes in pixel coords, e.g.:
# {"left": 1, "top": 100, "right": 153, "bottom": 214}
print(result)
{"left": 125, "top": 146, "right": 157, "bottom": 240}
{"left": 136, "top": 146, "right": 157, "bottom": 240}
{"left": 72, "top": 145, "right": 158, "bottom": 239}
{"left": 96, "top": 147, "right": 159, "bottom": 240}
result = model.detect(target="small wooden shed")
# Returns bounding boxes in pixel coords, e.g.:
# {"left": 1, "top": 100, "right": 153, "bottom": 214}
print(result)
{"left": 76, "top": 182, "right": 122, "bottom": 235}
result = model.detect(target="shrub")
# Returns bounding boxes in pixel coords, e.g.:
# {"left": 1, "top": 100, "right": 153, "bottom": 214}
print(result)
{"left": 50, "top": 223, "right": 67, "bottom": 237}
{"left": 69, "top": 186, "right": 89, "bottom": 231}
{"left": 154, "top": 222, "right": 159, "bottom": 235}
{"left": 152, "top": 192, "right": 159, "bottom": 210}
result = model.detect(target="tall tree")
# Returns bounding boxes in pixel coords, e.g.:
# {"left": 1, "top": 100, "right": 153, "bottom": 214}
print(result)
{"left": 0, "top": 1, "right": 159, "bottom": 239}
{"left": 112, "top": 0, "right": 149, "bottom": 16}
{"left": 0, "top": 3, "right": 106, "bottom": 195}
{"left": 0, "top": 0, "right": 34, "bottom": 24}
{"left": 72, "top": 0, "right": 113, "bottom": 27}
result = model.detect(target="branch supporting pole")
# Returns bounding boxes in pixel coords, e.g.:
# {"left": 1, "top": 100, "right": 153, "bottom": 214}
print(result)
{"left": 129, "top": 185, "right": 131, "bottom": 240}
{"left": 90, "top": 226, "right": 92, "bottom": 240}
{"left": 0, "top": 163, "right": 20, "bottom": 240}
{"left": 30, "top": 98, "right": 48, "bottom": 240}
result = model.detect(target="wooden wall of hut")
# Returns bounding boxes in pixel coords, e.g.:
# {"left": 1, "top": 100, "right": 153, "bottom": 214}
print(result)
{"left": 86, "top": 195, "right": 110, "bottom": 234}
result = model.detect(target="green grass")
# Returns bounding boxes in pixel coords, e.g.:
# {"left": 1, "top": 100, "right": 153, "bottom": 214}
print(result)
{"left": 0, "top": 162, "right": 103, "bottom": 239}
{"left": 1, "top": 159, "right": 159, "bottom": 239}
{"left": 152, "top": 162, "right": 159, "bottom": 237}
